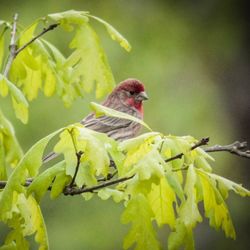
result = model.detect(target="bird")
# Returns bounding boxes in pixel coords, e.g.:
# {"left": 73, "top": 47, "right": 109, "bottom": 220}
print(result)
{"left": 43, "top": 78, "right": 148, "bottom": 163}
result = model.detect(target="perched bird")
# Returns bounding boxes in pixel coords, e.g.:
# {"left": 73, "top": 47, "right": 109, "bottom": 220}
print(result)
{"left": 43, "top": 78, "right": 148, "bottom": 163}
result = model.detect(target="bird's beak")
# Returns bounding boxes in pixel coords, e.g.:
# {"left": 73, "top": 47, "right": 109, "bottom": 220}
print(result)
{"left": 137, "top": 91, "right": 149, "bottom": 101}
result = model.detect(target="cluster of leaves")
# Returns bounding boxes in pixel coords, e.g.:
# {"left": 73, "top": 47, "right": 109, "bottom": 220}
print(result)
{"left": 0, "top": 104, "right": 249, "bottom": 250}
{"left": 0, "top": 10, "right": 131, "bottom": 123}
{"left": 0, "top": 10, "right": 249, "bottom": 250}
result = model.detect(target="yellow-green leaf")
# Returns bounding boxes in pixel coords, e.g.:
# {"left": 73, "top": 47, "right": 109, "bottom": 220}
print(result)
{"left": 197, "top": 169, "right": 236, "bottom": 239}
{"left": 91, "top": 102, "right": 152, "bottom": 131}
{"left": 0, "top": 74, "right": 29, "bottom": 123}
{"left": 88, "top": 15, "right": 131, "bottom": 52}
{"left": 148, "top": 177, "right": 176, "bottom": 228}
{"left": 121, "top": 194, "right": 160, "bottom": 250}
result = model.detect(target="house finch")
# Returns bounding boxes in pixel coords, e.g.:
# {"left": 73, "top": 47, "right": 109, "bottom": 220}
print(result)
{"left": 43, "top": 78, "right": 148, "bottom": 163}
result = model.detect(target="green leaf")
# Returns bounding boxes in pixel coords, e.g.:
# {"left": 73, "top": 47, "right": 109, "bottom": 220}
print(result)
{"left": 54, "top": 125, "right": 110, "bottom": 179}
{"left": 121, "top": 194, "right": 160, "bottom": 250}
{"left": 50, "top": 170, "right": 70, "bottom": 199}
{"left": 132, "top": 148, "right": 165, "bottom": 180}
{"left": 197, "top": 169, "right": 236, "bottom": 239}
{"left": 0, "top": 242, "right": 17, "bottom": 250}
{"left": 165, "top": 171, "right": 185, "bottom": 202}
{"left": 148, "top": 177, "right": 176, "bottom": 228}
{"left": 88, "top": 15, "right": 131, "bottom": 52}
{"left": 118, "top": 133, "right": 162, "bottom": 177}
{"left": 194, "top": 155, "right": 212, "bottom": 172}
{"left": 0, "top": 74, "right": 29, "bottom": 123}
{"left": 0, "top": 128, "right": 63, "bottom": 219}
{"left": 0, "top": 134, "right": 7, "bottom": 180}
{"left": 64, "top": 23, "right": 115, "bottom": 99}
{"left": 1, "top": 193, "right": 48, "bottom": 250}
{"left": 28, "top": 161, "right": 66, "bottom": 201}
{"left": 47, "top": 10, "right": 89, "bottom": 31}
{"left": 168, "top": 221, "right": 194, "bottom": 250}
{"left": 179, "top": 165, "right": 202, "bottom": 229}
{"left": 91, "top": 102, "right": 152, "bottom": 131}
{"left": 75, "top": 162, "right": 97, "bottom": 187}
{"left": 204, "top": 171, "right": 250, "bottom": 198}
{"left": 0, "top": 109, "right": 23, "bottom": 169}
{"left": 98, "top": 188, "right": 125, "bottom": 203}
{"left": 78, "top": 127, "right": 110, "bottom": 177}
{"left": 161, "top": 137, "right": 184, "bottom": 169}
{"left": 17, "top": 194, "right": 49, "bottom": 249}
{"left": 54, "top": 126, "right": 80, "bottom": 177}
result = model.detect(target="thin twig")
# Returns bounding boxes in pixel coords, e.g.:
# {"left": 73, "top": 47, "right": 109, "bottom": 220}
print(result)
{"left": 204, "top": 141, "right": 250, "bottom": 159}
{"left": 165, "top": 137, "right": 210, "bottom": 163}
{"left": 15, "top": 23, "right": 59, "bottom": 56}
{"left": 3, "top": 13, "right": 18, "bottom": 77}
{"left": 69, "top": 151, "right": 83, "bottom": 187}
{"left": 63, "top": 175, "right": 134, "bottom": 196}
{"left": 0, "top": 179, "right": 32, "bottom": 189}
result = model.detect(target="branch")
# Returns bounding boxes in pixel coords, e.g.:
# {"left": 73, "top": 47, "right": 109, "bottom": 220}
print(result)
{"left": 69, "top": 151, "right": 83, "bottom": 187}
{"left": 1, "top": 138, "right": 249, "bottom": 195}
{"left": 63, "top": 175, "right": 134, "bottom": 196}
{"left": 0, "top": 170, "right": 118, "bottom": 190}
{"left": 15, "top": 23, "right": 59, "bottom": 56}
{"left": 3, "top": 13, "right": 18, "bottom": 77}
{"left": 0, "top": 179, "right": 32, "bottom": 189}
{"left": 204, "top": 141, "right": 250, "bottom": 159}
{"left": 2, "top": 14, "right": 59, "bottom": 77}
{"left": 165, "top": 137, "right": 210, "bottom": 163}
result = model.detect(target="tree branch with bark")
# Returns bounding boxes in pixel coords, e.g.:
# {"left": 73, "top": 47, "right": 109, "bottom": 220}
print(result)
{"left": 1, "top": 137, "right": 249, "bottom": 195}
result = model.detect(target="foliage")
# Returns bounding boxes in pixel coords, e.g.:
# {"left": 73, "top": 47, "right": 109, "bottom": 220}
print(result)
{"left": 0, "top": 10, "right": 249, "bottom": 250}
{"left": 1, "top": 10, "right": 130, "bottom": 122}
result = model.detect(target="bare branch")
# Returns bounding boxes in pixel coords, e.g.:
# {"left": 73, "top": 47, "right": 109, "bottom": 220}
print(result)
{"left": 63, "top": 175, "right": 134, "bottom": 196}
{"left": 204, "top": 141, "right": 250, "bottom": 159}
{"left": 3, "top": 13, "right": 18, "bottom": 77}
{"left": 165, "top": 137, "right": 210, "bottom": 163}
{"left": 15, "top": 23, "right": 59, "bottom": 56}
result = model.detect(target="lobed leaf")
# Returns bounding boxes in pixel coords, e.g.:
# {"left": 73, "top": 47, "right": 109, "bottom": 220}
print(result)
{"left": 148, "top": 177, "right": 176, "bottom": 228}
{"left": 28, "top": 161, "right": 66, "bottom": 201}
{"left": 197, "top": 169, "right": 236, "bottom": 239}
{"left": 179, "top": 165, "right": 202, "bottom": 229}
{"left": 203, "top": 171, "right": 250, "bottom": 198}
{"left": 0, "top": 110, "right": 23, "bottom": 170}
{"left": 168, "top": 221, "right": 194, "bottom": 250}
{"left": 88, "top": 14, "right": 131, "bottom": 52}
{"left": 121, "top": 194, "right": 160, "bottom": 250}
{"left": 1, "top": 194, "right": 49, "bottom": 250}
{"left": 0, "top": 74, "right": 29, "bottom": 123}
{"left": 64, "top": 24, "right": 115, "bottom": 99}
{"left": 47, "top": 10, "right": 89, "bottom": 31}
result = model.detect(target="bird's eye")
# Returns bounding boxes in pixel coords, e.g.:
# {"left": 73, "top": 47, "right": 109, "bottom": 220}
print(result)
{"left": 129, "top": 91, "right": 135, "bottom": 95}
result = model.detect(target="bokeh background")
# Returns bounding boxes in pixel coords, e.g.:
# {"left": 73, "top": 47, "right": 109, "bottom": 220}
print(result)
{"left": 0, "top": 0, "right": 249, "bottom": 249}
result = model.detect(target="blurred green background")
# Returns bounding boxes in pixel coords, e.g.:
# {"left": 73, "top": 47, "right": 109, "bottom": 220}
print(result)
{"left": 0, "top": 0, "right": 249, "bottom": 249}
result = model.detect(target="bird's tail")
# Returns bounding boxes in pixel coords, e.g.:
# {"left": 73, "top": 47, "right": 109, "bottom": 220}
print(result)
{"left": 42, "top": 152, "right": 59, "bottom": 163}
